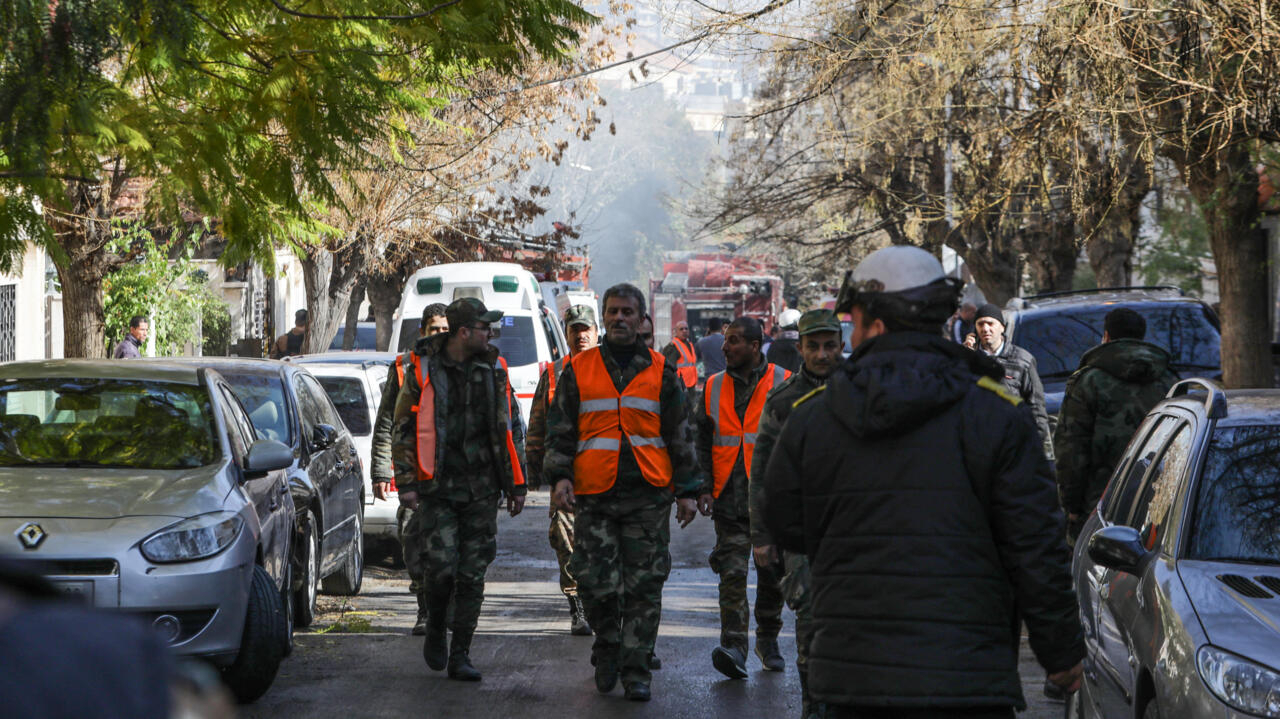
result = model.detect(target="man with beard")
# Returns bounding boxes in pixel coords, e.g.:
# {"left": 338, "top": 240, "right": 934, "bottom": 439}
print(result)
{"left": 526, "top": 304, "right": 598, "bottom": 636}
{"left": 749, "top": 309, "right": 842, "bottom": 719}
{"left": 543, "top": 283, "right": 702, "bottom": 702}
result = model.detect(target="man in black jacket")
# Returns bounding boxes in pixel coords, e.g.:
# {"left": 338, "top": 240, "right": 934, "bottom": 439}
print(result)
{"left": 964, "top": 303, "right": 1054, "bottom": 459}
{"left": 763, "top": 246, "right": 1084, "bottom": 718}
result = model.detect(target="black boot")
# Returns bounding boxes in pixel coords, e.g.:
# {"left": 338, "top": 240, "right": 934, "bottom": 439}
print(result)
{"left": 711, "top": 645, "right": 748, "bottom": 679}
{"left": 447, "top": 630, "right": 481, "bottom": 681}
{"left": 422, "top": 591, "right": 449, "bottom": 671}
{"left": 568, "top": 595, "right": 592, "bottom": 636}
{"left": 412, "top": 587, "right": 429, "bottom": 636}
{"left": 593, "top": 651, "right": 619, "bottom": 693}
{"left": 756, "top": 636, "right": 785, "bottom": 672}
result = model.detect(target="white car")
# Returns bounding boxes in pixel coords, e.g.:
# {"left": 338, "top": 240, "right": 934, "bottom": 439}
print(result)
{"left": 285, "top": 353, "right": 398, "bottom": 542}
{"left": 389, "top": 262, "right": 569, "bottom": 421}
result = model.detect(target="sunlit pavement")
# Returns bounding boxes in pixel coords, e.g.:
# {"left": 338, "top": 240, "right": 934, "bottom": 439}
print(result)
{"left": 245, "top": 492, "right": 1063, "bottom": 718}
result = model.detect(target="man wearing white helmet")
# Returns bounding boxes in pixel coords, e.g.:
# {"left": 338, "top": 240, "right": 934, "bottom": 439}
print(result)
{"left": 765, "top": 308, "right": 803, "bottom": 373}
{"left": 762, "top": 245, "right": 1084, "bottom": 718}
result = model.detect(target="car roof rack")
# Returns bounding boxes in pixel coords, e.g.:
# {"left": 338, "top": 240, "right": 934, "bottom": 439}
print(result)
{"left": 1168, "top": 378, "right": 1228, "bottom": 419}
{"left": 1024, "top": 285, "right": 1184, "bottom": 302}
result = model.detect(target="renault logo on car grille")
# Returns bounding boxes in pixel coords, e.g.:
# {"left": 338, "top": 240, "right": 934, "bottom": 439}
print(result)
{"left": 16, "top": 522, "right": 46, "bottom": 550}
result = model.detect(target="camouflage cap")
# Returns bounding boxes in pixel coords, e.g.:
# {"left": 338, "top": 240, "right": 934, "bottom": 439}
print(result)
{"left": 563, "top": 304, "right": 596, "bottom": 329}
{"left": 798, "top": 309, "right": 841, "bottom": 336}
{"left": 446, "top": 297, "right": 503, "bottom": 332}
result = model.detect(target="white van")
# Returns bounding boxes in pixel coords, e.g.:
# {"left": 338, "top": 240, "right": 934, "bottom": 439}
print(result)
{"left": 389, "top": 262, "right": 569, "bottom": 422}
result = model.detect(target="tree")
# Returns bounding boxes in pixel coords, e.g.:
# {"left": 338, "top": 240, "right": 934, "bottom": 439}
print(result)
{"left": 0, "top": 0, "right": 593, "bottom": 357}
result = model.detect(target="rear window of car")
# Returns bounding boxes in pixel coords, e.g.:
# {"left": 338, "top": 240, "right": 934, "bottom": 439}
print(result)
{"left": 217, "top": 372, "right": 293, "bottom": 445}
{"left": 315, "top": 376, "right": 371, "bottom": 436}
{"left": 329, "top": 324, "right": 377, "bottom": 351}
{"left": 1188, "top": 425, "right": 1280, "bottom": 564}
{"left": 0, "top": 378, "right": 218, "bottom": 469}
{"left": 1014, "top": 303, "right": 1220, "bottom": 379}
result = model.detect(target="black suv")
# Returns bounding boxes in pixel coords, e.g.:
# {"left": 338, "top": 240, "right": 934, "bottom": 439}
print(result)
{"left": 1003, "top": 287, "right": 1221, "bottom": 426}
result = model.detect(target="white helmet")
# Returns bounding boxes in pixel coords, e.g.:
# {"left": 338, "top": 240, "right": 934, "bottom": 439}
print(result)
{"left": 778, "top": 309, "right": 802, "bottom": 328}
{"left": 849, "top": 245, "right": 945, "bottom": 294}
{"left": 835, "top": 245, "right": 961, "bottom": 324}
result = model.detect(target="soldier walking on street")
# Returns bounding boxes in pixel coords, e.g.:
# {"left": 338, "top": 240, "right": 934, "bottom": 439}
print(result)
{"left": 764, "top": 246, "right": 1084, "bottom": 718}
{"left": 371, "top": 303, "right": 448, "bottom": 635}
{"left": 696, "top": 317, "right": 791, "bottom": 679}
{"left": 543, "top": 283, "right": 702, "bottom": 702}
{"left": 392, "top": 297, "right": 527, "bottom": 682}
{"left": 526, "top": 304, "right": 598, "bottom": 636}
{"left": 749, "top": 309, "right": 842, "bottom": 719}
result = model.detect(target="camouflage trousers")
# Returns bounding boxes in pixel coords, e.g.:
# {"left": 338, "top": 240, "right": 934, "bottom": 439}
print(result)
{"left": 397, "top": 505, "right": 424, "bottom": 595}
{"left": 710, "top": 514, "right": 784, "bottom": 653}
{"left": 548, "top": 506, "right": 578, "bottom": 597}
{"left": 781, "top": 550, "right": 813, "bottom": 671}
{"left": 402, "top": 494, "right": 499, "bottom": 648}
{"left": 570, "top": 496, "right": 672, "bottom": 686}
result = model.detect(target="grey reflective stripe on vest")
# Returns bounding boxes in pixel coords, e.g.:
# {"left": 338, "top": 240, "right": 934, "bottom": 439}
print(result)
{"left": 620, "top": 396, "right": 661, "bottom": 413}
{"left": 771, "top": 365, "right": 787, "bottom": 386}
{"left": 578, "top": 437, "right": 621, "bottom": 452}
{"left": 580, "top": 398, "right": 620, "bottom": 413}
{"left": 713, "top": 435, "right": 740, "bottom": 447}
{"left": 706, "top": 372, "right": 725, "bottom": 428}
{"left": 627, "top": 435, "right": 667, "bottom": 448}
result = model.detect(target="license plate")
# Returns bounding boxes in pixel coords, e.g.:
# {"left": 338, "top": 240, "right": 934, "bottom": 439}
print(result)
{"left": 51, "top": 580, "right": 94, "bottom": 604}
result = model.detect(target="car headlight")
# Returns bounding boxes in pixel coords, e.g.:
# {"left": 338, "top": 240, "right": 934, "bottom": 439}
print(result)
{"left": 140, "top": 512, "right": 243, "bottom": 563}
{"left": 1198, "top": 645, "right": 1280, "bottom": 717}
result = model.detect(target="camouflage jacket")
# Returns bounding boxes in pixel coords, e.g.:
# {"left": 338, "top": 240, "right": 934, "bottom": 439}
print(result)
{"left": 543, "top": 340, "right": 702, "bottom": 503}
{"left": 748, "top": 366, "right": 827, "bottom": 546}
{"left": 369, "top": 351, "right": 411, "bottom": 483}
{"left": 392, "top": 334, "right": 527, "bottom": 499}
{"left": 696, "top": 358, "right": 772, "bottom": 521}
{"left": 525, "top": 357, "right": 569, "bottom": 489}
{"left": 1053, "top": 338, "right": 1178, "bottom": 516}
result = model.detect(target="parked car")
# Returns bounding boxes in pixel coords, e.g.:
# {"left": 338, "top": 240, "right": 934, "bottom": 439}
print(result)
{"left": 178, "top": 358, "right": 365, "bottom": 628}
{"left": 0, "top": 360, "right": 295, "bottom": 702}
{"left": 285, "top": 353, "right": 398, "bottom": 547}
{"left": 1003, "top": 286, "right": 1221, "bottom": 429}
{"left": 389, "top": 262, "right": 569, "bottom": 421}
{"left": 328, "top": 322, "right": 378, "bottom": 351}
{"left": 1069, "top": 379, "right": 1280, "bottom": 718}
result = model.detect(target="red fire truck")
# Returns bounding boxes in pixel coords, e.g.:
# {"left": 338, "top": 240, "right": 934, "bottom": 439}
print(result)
{"left": 648, "top": 251, "right": 785, "bottom": 348}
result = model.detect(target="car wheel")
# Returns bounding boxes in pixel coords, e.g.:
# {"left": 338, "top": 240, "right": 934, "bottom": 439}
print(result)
{"left": 293, "top": 510, "right": 319, "bottom": 628}
{"left": 321, "top": 508, "right": 363, "bottom": 596}
{"left": 221, "top": 565, "right": 286, "bottom": 704}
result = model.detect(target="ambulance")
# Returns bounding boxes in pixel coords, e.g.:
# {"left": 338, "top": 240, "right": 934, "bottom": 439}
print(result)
{"left": 388, "top": 262, "right": 570, "bottom": 423}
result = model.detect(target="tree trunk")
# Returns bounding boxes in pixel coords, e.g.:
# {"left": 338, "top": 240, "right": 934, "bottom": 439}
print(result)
{"left": 1178, "top": 143, "right": 1271, "bottom": 388}
{"left": 341, "top": 278, "right": 366, "bottom": 350}
{"left": 1023, "top": 220, "right": 1077, "bottom": 294}
{"left": 367, "top": 264, "right": 410, "bottom": 352}
{"left": 1086, "top": 151, "right": 1148, "bottom": 288}
{"left": 947, "top": 227, "right": 1021, "bottom": 305}
{"left": 48, "top": 180, "right": 127, "bottom": 359}
{"left": 57, "top": 258, "right": 110, "bottom": 358}
{"left": 299, "top": 239, "right": 367, "bottom": 355}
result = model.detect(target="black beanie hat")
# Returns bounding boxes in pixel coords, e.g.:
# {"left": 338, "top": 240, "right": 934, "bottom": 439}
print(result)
{"left": 975, "top": 303, "right": 1004, "bottom": 327}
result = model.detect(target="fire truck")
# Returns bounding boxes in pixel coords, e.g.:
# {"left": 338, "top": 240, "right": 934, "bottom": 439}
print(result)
{"left": 648, "top": 251, "right": 785, "bottom": 348}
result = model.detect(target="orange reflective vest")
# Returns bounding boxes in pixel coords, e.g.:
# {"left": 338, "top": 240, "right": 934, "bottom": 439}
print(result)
{"left": 704, "top": 363, "right": 790, "bottom": 497}
{"left": 571, "top": 346, "right": 673, "bottom": 494}
{"left": 672, "top": 337, "right": 697, "bottom": 389}
{"left": 539, "top": 357, "right": 569, "bottom": 404}
{"left": 410, "top": 353, "right": 525, "bottom": 488}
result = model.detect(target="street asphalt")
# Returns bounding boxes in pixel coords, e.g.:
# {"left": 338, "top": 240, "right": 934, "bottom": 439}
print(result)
{"left": 244, "top": 490, "right": 1065, "bottom": 719}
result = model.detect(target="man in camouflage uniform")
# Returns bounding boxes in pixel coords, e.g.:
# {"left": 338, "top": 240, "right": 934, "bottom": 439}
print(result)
{"left": 662, "top": 320, "right": 699, "bottom": 420}
{"left": 526, "top": 304, "right": 598, "bottom": 636}
{"left": 392, "top": 297, "right": 527, "bottom": 682}
{"left": 750, "top": 309, "right": 842, "bottom": 719}
{"left": 696, "top": 317, "right": 788, "bottom": 679}
{"left": 1054, "top": 307, "right": 1178, "bottom": 542}
{"left": 544, "top": 283, "right": 702, "bottom": 702}
{"left": 372, "top": 303, "right": 448, "bottom": 635}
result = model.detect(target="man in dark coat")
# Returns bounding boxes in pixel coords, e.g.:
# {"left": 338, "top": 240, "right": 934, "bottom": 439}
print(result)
{"left": 763, "top": 246, "right": 1084, "bottom": 717}
{"left": 965, "top": 303, "right": 1054, "bottom": 459}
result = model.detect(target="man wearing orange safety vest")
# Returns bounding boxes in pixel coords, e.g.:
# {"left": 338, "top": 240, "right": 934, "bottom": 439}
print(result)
{"left": 543, "top": 283, "right": 703, "bottom": 703}
{"left": 526, "top": 303, "right": 598, "bottom": 637}
{"left": 661, "top": 320, "right": 698, "bottom": 408}
{"left": 372, "top": 303, "right": 449, "bottom": 635}
{"left": 695, "top": 316, "right": 791, "bottom": 680}
{"left": 392, "top": 297, "right": 527, "bottom": 683}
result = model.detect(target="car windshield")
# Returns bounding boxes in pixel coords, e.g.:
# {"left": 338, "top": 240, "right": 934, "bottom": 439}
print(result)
{"left": 217, "top": 372, "right": 292, "bottom": 445}
{"left": 1015, "top": 303, "right": 1220, "bottom": 378}
{"left": 329, "top": 324, "right": 377, "bottom": 351}
{"left": 1188, "top": 425, "right": 1280, "bottom": 564}
{"left": 490, "top": 315, "right": 538, "bottom": 367}
{"left": 0, "top": 378, "right": 218, "bottom": 469}
{"left": 314, "top": 376, "right": 371, "bottom": 436}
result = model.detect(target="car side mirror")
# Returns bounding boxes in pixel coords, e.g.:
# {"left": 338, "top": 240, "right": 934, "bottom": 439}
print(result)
{"left": 1087, "top": 525, "right": 1149, "bottom": 574}
{"left": 311, "top": 423, "right": 338, "bottom": 450}
{"left": 244, "top": 439, "right": 293, "bottom": 477}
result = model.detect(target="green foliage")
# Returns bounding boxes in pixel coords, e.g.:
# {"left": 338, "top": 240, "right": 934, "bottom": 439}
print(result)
{"left": 0, "top": 0, "right": 594, "bottom": 264}
{"left": 103, "top": 223, "right": 229, "bottom": 356}
{"left": 1137, "top": 185, "right": 1212, "bottom": 295}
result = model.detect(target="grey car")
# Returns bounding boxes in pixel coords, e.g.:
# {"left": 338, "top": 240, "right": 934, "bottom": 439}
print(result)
{"left": 0, "top": 360, "right": 296, "bottom": 703}
{"left": 1071, "top": 379, "right": 1280, "bottom": 718}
